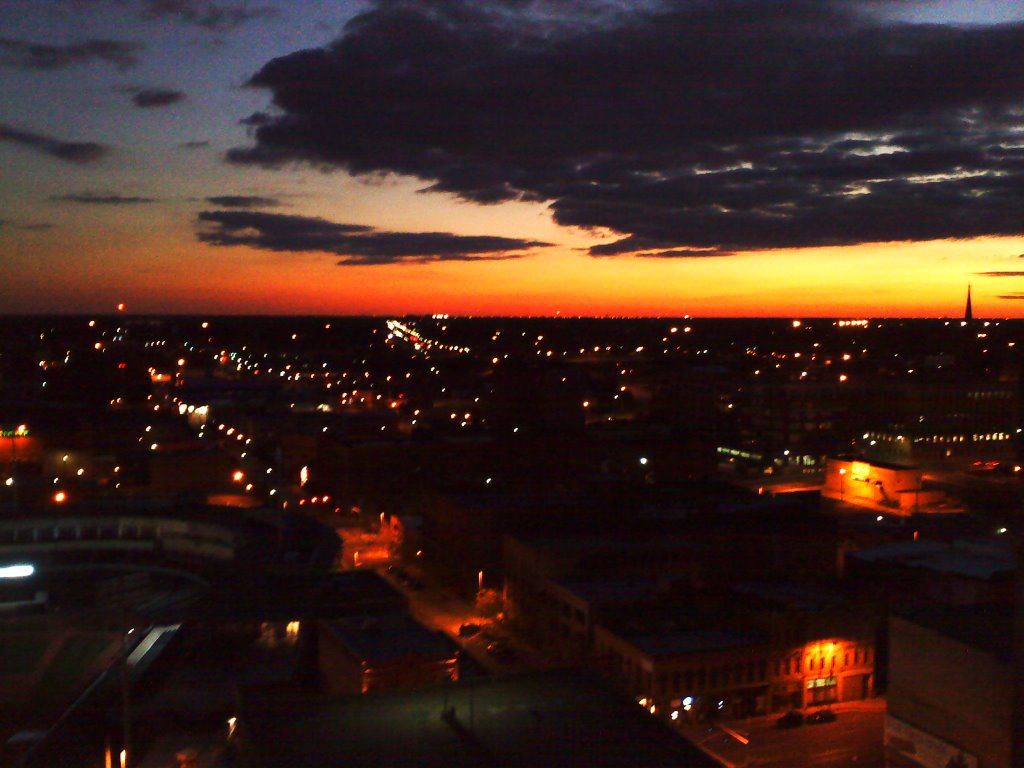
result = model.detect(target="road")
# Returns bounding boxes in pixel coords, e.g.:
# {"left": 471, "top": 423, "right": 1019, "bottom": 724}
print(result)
{"left": 682, "top": 701, "right": 885, "bottom": 768}
{"left": 380, "top": 566, "right": 552, "bottom": 676}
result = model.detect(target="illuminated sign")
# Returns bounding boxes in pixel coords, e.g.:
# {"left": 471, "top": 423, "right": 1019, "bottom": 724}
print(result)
{"left": 806, "top": 677, "right": 837, "bottom": 689}
{"left": 1, "top": 426, "right": 29, "bottom": 438}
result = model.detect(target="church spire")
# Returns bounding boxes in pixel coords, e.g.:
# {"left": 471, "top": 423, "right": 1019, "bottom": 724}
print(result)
{"left": 965, "top": 284, "right": 973, "bottom": 322}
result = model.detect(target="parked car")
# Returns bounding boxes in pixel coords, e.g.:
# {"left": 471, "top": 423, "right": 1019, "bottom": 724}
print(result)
{"left": 807, "top": 708, "right": 837, "bottom": 724}
{"left": 775, "top": 710, "right": 804, "bottom": 729}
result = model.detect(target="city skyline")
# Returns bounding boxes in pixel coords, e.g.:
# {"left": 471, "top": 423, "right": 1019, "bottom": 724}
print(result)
{"left": 4, "top": 0, "right": 1024, "bottom": 316}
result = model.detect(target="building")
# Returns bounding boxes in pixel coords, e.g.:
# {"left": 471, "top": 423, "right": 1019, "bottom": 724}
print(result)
{"left": 317, "top": 613, "right": 459, "bottom": 695}
{"left": 593, "top": 618, "right": 875, "bottom": 720}
{"left": 823, "top": 456, "right": 945, "bottom": 513}
{"left": 855, "top": 375, "right": 1020, "bottom": 466}
{"left": 847, "top": 537, "right": 1015, "bottom": 608}
{"left": 236, "top": 669, "right": 722, "bottom": 767}
{"left": 887, "top": 604, "right": 1010, "bottom": 768}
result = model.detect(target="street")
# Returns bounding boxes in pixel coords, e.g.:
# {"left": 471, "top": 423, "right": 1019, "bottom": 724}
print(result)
{"left": 380, "top": 566, "right": 553, "bottom": 676}
{"left": 682, "top": 701, "right": 885, "bottom": 768}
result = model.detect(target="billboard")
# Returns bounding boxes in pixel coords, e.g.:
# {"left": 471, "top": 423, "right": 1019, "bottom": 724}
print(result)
{"left": 885, "top": 715, "right": 977, "bottom": 768}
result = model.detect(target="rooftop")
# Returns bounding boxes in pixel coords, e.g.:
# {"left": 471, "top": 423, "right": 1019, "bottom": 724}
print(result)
{"left": 623, "top": 628, "right": 765, "bottom": 658}
{"left": 323, "top": 613, "right": 458, "bottom": 665}
{"left": 239, "top": 669, "right": 721, "bottom": 767}
{"left": 895, "top": 602, "right": 1014, "bottom": 662}
{"left": 555, "top": 577, "right": 660, "bottom": 606}
{"left": 850, "top": 537, "right": 1014, "bottom": 581}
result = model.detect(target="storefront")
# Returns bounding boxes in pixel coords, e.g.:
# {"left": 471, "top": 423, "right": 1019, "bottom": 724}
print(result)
{"left": 805, "top": 675, "right": 837, "bottom": 705}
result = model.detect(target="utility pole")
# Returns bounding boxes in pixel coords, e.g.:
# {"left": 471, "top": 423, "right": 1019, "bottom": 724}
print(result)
{"left": 120, "top": 609, "right": 132, "bottom": 768}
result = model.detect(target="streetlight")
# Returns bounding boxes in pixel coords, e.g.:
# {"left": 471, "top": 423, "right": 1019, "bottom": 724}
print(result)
{"left": 838, "top": 468, "right": 846, "bottom": 501}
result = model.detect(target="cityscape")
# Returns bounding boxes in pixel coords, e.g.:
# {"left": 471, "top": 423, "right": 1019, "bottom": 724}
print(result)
{"left": 4, "top": 1, "right": 1024, "bottom": 767}
{"left": 0, "top": 308, "right": 1020, "bottom": 767}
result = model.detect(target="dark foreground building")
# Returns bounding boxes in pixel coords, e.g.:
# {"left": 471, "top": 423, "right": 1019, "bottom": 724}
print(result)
{"left": 236, "top": 669, "right": 722, "bottom": 767}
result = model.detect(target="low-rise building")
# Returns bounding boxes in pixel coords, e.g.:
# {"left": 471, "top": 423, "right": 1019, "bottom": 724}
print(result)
{"left": 593, "top": 614, "right": 875, "bottom": 720}
{"left": 847, "top": 537, "right": 1015, "bottom": 608}
{"left": 887, "top": 604, "right": 1012, "bottom": 768}
{"left": 318, "top": 613, "right": 459, "bottom": 696}
{"left": 237, "top": 669, "right": 722, "bottom": 767}
{"left": 823, "top": 456, "right": 945, "bottom": 513}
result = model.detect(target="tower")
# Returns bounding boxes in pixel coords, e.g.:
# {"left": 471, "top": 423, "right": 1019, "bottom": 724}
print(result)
{"left": 965, "top": 284, "right": 973, "bottom": 322}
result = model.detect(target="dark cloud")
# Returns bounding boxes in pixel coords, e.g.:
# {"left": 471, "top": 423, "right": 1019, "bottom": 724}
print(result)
{"left": 0, "top": 123, "right": 108, "bottom": 164}
{"left": 131, "top": 87, "right": 185, "bottom": 108}
{"left": 0, "top": 218, "right": 54, "bottom": 231}
{"left": 180, "top": 140, "right": 210, "bottom": 149}
{"left": 636, "top": 248, "right": 736, "bottom": 259}
{"left": 205, "top": 195, "right": 281, "bottom": 208}
{"left": 977, "top": 271, "right": 1024, "bottom": 277}
{"left": 998, "top": 293, "right": 1024, "bottom": 300}
{"left": 0, "top": 37, "right": 142, "bottom": 70}
{"left": 196, "top": 209, "right": 550, "bottom": 265}
{"left": 52, "top": 192, "right": 155, "bottom": 204}
{"left": 140, "top": 0, "right": 277, "bottom": 31}
{"left": 238, "top": 111, "right": 273, "bottom": 126}
{"left": 589, "top": 237, "right": 731, "bottom": 258}
{"left": 228, "top": 0, "right": 1024, "bottom": 256}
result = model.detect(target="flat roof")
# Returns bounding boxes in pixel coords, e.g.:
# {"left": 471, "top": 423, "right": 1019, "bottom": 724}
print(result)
{"left": 555, "top": 577, "right": 659, "bottom": 605}
{"left": 324, "top": 613, "right": 457, "bottom": 664}
{"left": 624, "top": 628, "right": 764, "bottom": 657}
{"left": 240, "top": 669, "right": 721, "bottom": 767}
{"left": 732, "top": 581, "right": 847, "bottom": 611}
{"left": 320, "top": 570, "right": 407, "bottom": 614}
{"left": 830, "top": 455, "right": 919, "bottom": 471}
{"left": 850, "top": 538, "right": 1013, "bottom": 581}
{"left": 895, "top": 603, "right": 1013, "bottom": 661}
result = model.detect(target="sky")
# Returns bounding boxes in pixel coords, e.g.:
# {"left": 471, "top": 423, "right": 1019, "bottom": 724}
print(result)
{"left": 3, "top": 0, "right": 1024, "bottom": 317}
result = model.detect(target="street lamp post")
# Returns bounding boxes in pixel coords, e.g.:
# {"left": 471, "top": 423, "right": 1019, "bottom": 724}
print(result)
{"left": 838, "top": 468, "right": 846, "bottom": 502}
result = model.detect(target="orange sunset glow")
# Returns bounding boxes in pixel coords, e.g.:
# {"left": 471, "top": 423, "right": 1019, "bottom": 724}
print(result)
{"left": 3, "top": 0, "right": 1024, "bottom": 317}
